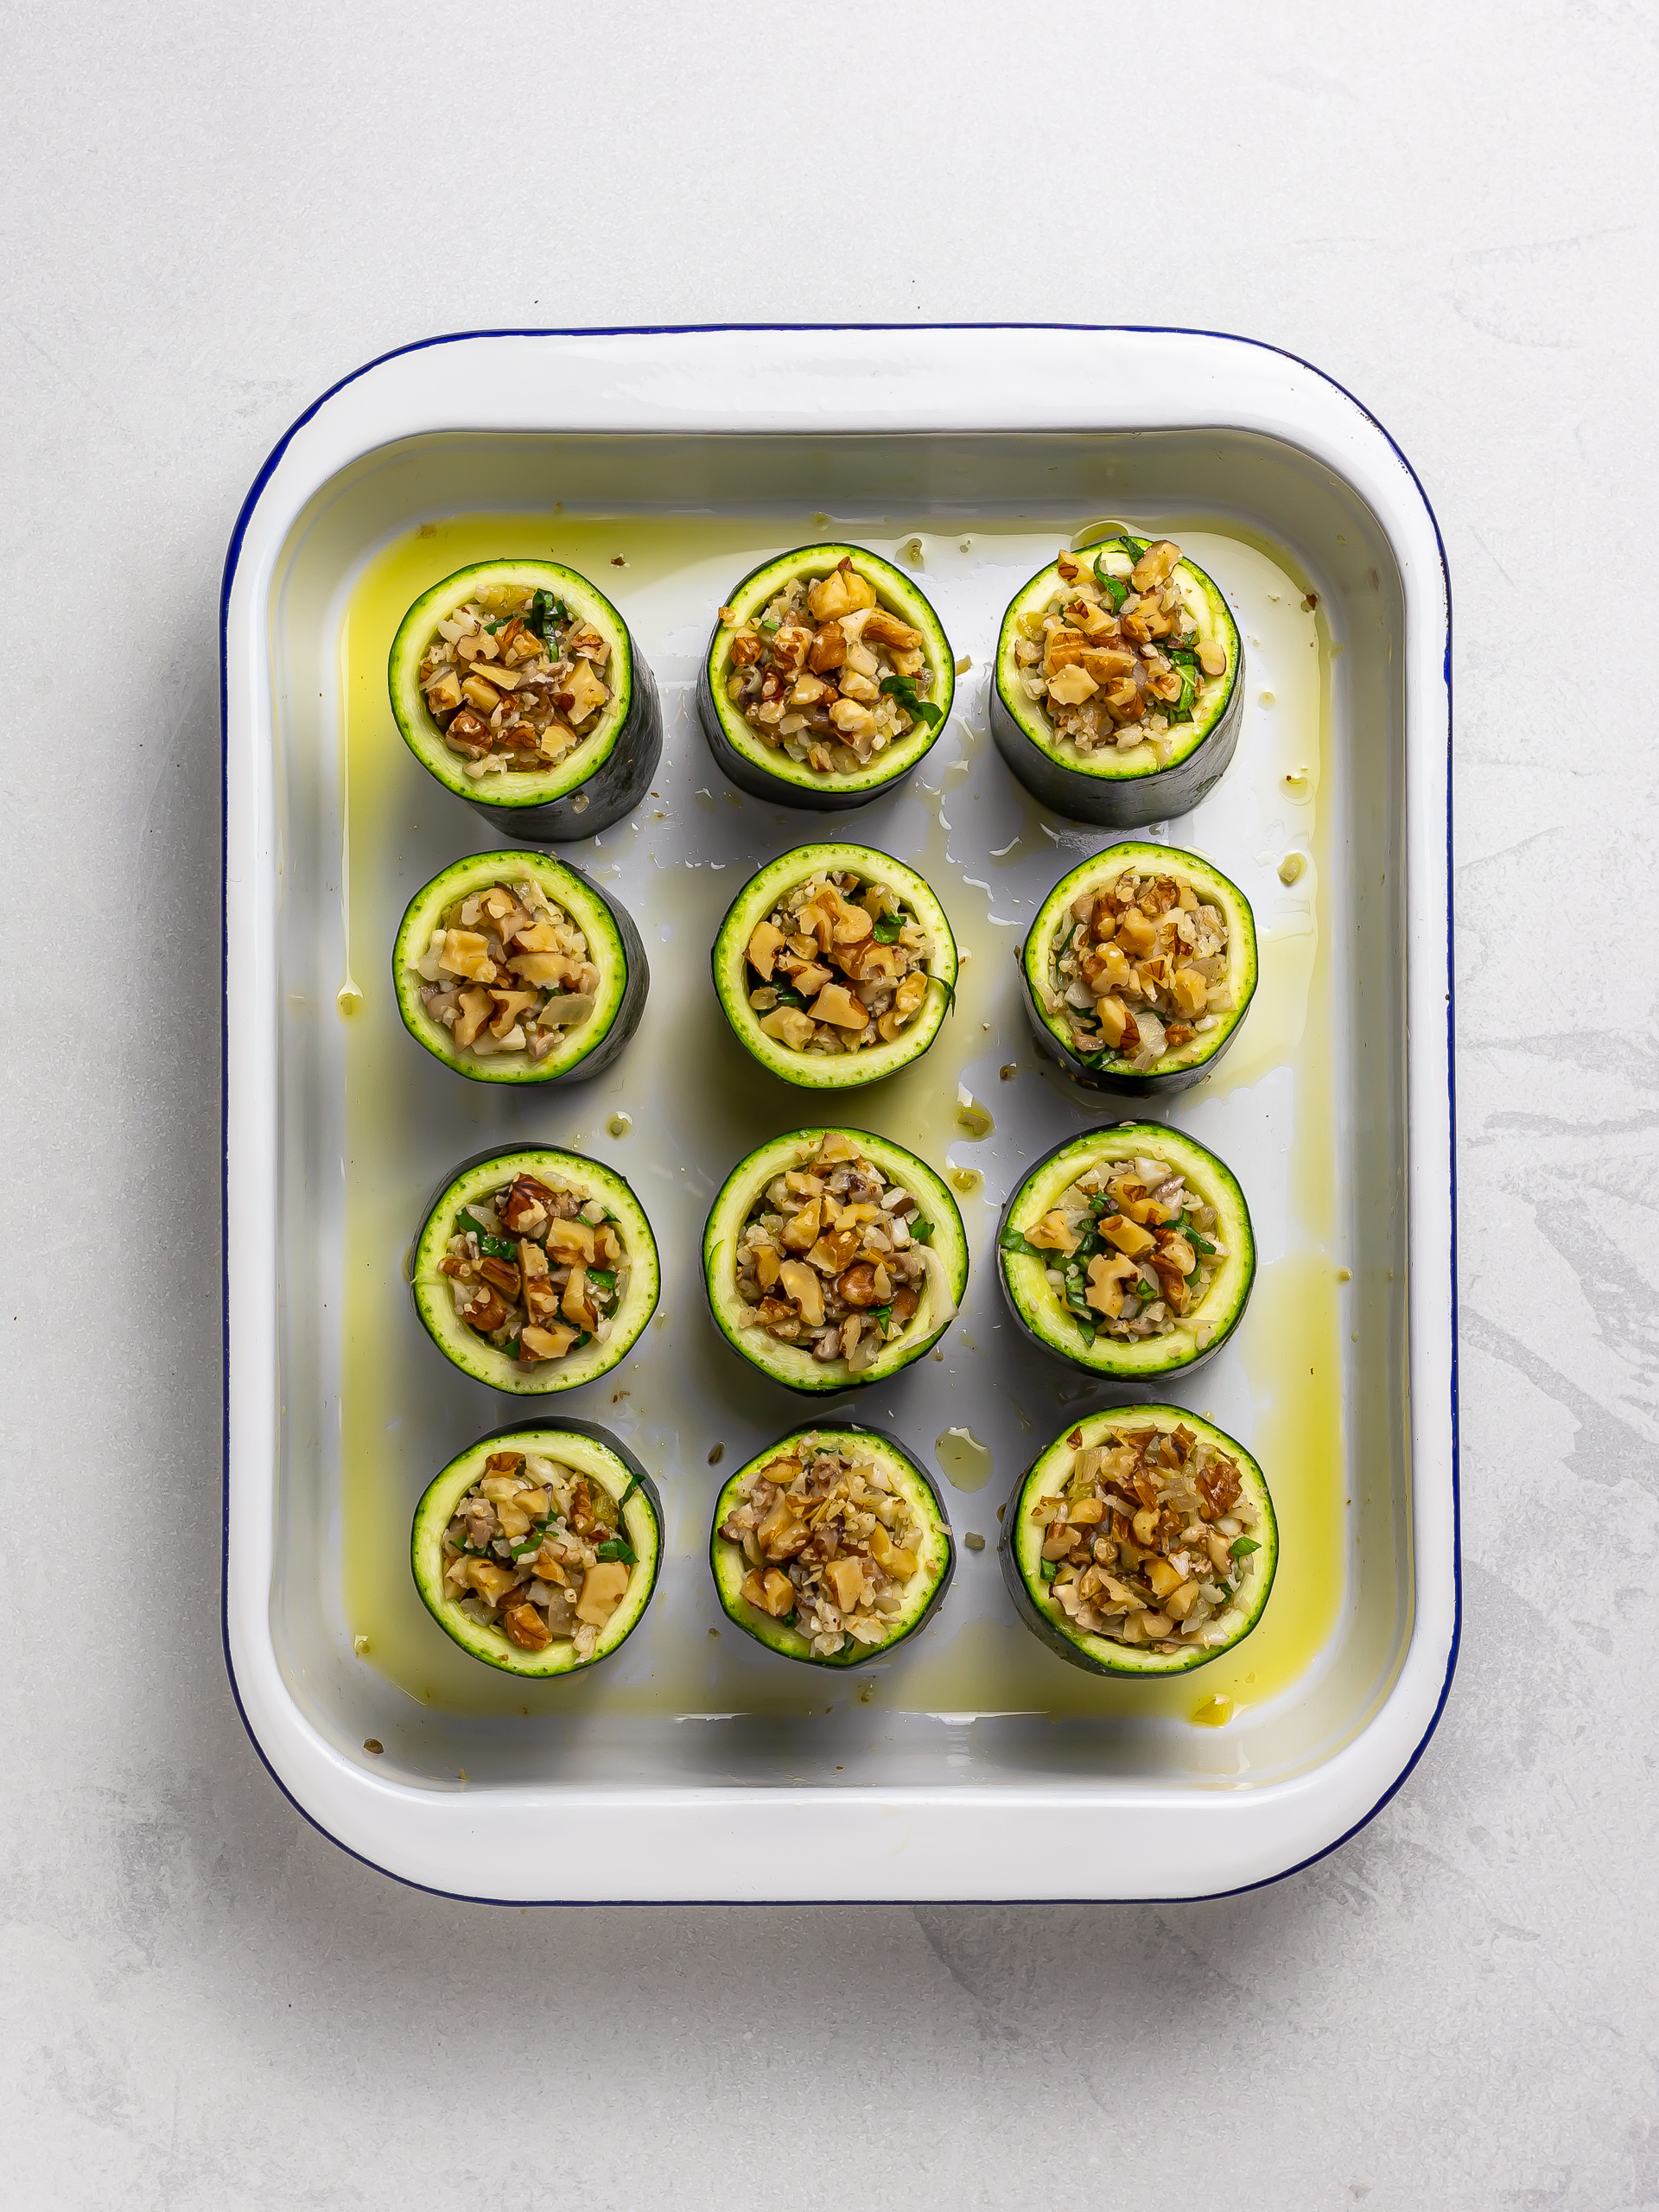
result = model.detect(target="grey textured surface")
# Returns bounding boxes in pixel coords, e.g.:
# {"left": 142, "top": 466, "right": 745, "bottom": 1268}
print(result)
{"left": 3, "top": 1, "right": 1656, "bottom": 2204}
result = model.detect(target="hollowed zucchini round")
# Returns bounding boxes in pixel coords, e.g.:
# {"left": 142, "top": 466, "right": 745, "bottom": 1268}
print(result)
{"left": 996, "top": 1122, "right": 1254, "bottom": 1384}
{"left": 1002, "top": 1405, "right": 1276, "bottom": 1677}
{"left": 411, "top": 1420, "right": 661, "bottom": 1677}
{"left": 697, "top": 543, "right": 952, "bottom": 809}
{"left": 411, "top": 1147, "right": 659, "bottom": 1395}
{"left": 1020, "top": 842, "right": 1255, "bottom": 1097}
{"left": 709, "top": 1425, "right": 954, "bottom": 1668}
{"left": 702, "top": 1128, "right": 967, "bottom": 1395}
{"left": 389, "top": 559, "right": 662, "bottom": 841}
{"left": 392, "top": 849, "right": 648, "bottom": 1085}
{"left": 711, "top": 843, "right": 957, "bottom": 1090}
{"left": 990, "top": 537, "right": 1242, "bottom": 827}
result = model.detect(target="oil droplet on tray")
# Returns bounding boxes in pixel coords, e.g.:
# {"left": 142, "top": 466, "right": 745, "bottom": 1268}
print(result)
{"left": 950, "top": 1166, "right": 983, "bottom": 1195}
{"left": 1278, "top": 852, "right": 1306, "bottom": 885}
{"left": 1282, "top": 769, "right": 1309, "bottom": 798}
{"left": 1192, "top": 1695, "right": 1234, "bottom": 1728}
{"left": 607, "top": 1112, "right": 632, "bottom": 1137}
{"left": 936, "top": 1426, "right": 994, "bottom": 1491}
{"left": 955, "top": 1085, "right": 994, "bottom": 1138}
{"left": 336, "top": 983, "right": 363, "bottom": 1017}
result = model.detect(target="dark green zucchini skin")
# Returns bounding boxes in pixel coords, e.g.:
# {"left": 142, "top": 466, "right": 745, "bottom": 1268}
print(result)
{"left": 988, "top": 671, "right": 1243, "bottom": 830}
{"left": 999, "top": 1520, "right": 1084, "bottom": 1670}
{"left": 696, "top": 659, "right": 888, "bottom": 810}
{"left": 464, "top": 656, "right": 663, "bottom": 842}
{"left": 1019, "top": 986, "right": 1239, "bottom": 1098}
{"left": 556, "top": 874, "right": 650, "bottom": 1080}
{"left": 1018, "top": 965, "right": 1244, "bottom": 1100}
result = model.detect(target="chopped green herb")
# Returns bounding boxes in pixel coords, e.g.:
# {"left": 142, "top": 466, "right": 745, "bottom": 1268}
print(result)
{"left": 873, "top": 911, "right": 906, "bottom": 944}
{"left": 760, "top": 614, "right": 782, "bottom": 634}
{"left": 594, "top": 1536, "right": 637, "bottom": 1566}
{"left": 1039, "top": 1558, "right": 1058, "bottom": 1583}
{"left": 878, "top": 673, "right": 944, "bottom": 729}
{"left": 456, "top": 1211, "right": 517, "bottom": 1262}
{"left": 998, "top": 1226, "right": 1049, "bottom": 1262}
{"left": 588, "top": 1268, "right": 617, "bottom": 1291}
{"left": 1092, "top": 550, "right": 1129, "bottom": 610}
{"left": 909, "top": 1215, "right": 935, "bottom": 1243}
{"left": 1229, "top": 1536, "right": 1261, "bottom": 1560}
{"left": 529, "top": 588, "right": 569, "bottom": 644}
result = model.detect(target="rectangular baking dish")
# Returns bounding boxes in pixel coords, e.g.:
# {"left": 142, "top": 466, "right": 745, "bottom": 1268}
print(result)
{"left": 221, "top": 326, "right": 1455, "bottom": 1902}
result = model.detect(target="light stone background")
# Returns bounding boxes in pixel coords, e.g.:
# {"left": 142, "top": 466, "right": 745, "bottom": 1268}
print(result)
{"left": 3, "top": 2, "right": 1655, "bottom": 2205}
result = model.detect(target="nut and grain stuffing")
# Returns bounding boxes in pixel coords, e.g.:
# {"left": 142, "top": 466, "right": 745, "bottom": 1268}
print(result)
{"left": 1001, "top": 1151, "right": 1226, "bottom": 1350}
{"left": 746, "top": 868, "right": 934, "bottom": 1058}
{"left": 1010, "top": 537, "right": 1227, "bottom": 762}
{"left": 735, "top": 1132, "right": 950, "bottom": 1373}
{"left": 410, "top": 871, "right": 601, "bottom": 1066}
{"left": 719, "top": 1435, "right": 930, "bottom": 1657}
{"left": 420, "top": 583, "right": 613, "bottom": 779}
{"left": 722, "top": 557, "right": 939, "bottom": 778}
{"left": 1034, "top": 1421, "right": 1262, "bottom": 1653}
{"left": 1046, "top": 867, "right": 1234, "bottom": 1070}
{"left": 442, "top": 1449, "right": 637, "bottom": 1659}
{"left": 440, "top": 1170, "right": 628, "bottom": 1366}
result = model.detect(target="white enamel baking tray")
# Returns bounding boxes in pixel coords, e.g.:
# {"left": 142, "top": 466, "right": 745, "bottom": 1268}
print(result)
{"left": 221, "top": 326, "right": 1455, "bottom": 1901}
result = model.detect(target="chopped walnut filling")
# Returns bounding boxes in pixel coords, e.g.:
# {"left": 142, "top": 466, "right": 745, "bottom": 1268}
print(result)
{"left": 1002, "top": 1153, "right": 1226, "bottom": 1348}
{"left": 746, "top": 869, "right": 934, "bottom": 1058}
{"left": 418, "top": 583, "right": 613, "bottom": 783}
{"left": 440, "top": 1171, "right": 628, "bottom": 1367}
{"left": 441, "top": 1449, "right": 635, "bottom": 1662}
{"left": 718, "top": 1437, "right": 927, "bottom": 1657}
{"left": 410, "top": 870, "right": 601, "bottom": 1067}
{"left": 1011, "top": 536, "right": 1227, "bottom": 763}
{"left": 723, "top": 557, "right": 939, "bottom": 776}
{"left": 1047, "top": 868, "right": 1233, "bottom": 1069}
{"left": 735, "top": 1132, "right": 939, "bottom": 1373}
{"left": 1035, "top": 1421, "right": 1261, "bottom": 1652}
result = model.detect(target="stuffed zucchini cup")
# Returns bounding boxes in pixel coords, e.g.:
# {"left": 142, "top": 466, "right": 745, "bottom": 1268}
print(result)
{"left": 998, "top": 1122, "right": 1253, "bottom": 1383}
{"left": 1003, "top": 1406, "right": 1275, "bottom": 1677}
{"left": 698, "top": 545, "right": 953, "bottom": 809}
{"left": 412, "top": 1421, "right": 660, "bottom": 1676}
{"left": 991, "top": 536, "right": 1242, "bottom": 827}
{"left": 1022, "top": 843, "right": 1255, "bottom": 1096}
{"left": 711, "top": 1425, "right": 953, "bottom": 1667}
{"left": 412, "top": 1147, "right": 659, "bottom": 1393}
{"left": 393, "top": 849, "right": 648, "bottom": 1084}
{"left": 390, "top": 560, "right": 662, "bottom": 840}
{"left": 703, "top": 1128, "right": 967, "bottom": 1392}
{"left": 713, "top": 844, "right": 956, "bottom": 1089}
